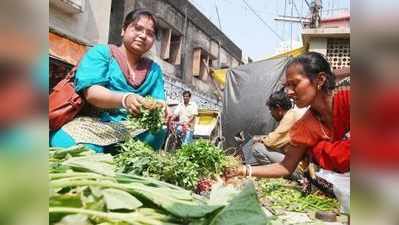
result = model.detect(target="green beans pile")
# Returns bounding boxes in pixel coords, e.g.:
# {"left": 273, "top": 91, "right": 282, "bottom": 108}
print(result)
{"left": 257, "top": 179, "right": 339, "bottom": 213}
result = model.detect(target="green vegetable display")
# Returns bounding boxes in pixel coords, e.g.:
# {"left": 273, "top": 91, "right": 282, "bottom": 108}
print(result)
{"left": 127, "top": 96, "right": 164, "bottom": 133}
{"left": 208, "top": 181, "right": 269, "bottom": 225}
{"left": 257, "top": 179, "right": 339, "bottom": 213}
{"left": 176, "top": 140, "right": 227, "bottom": 179}
{"left": 115, "top": 139, "right": 170, "bottom": 180}
{"left": 115, "top": 139, "right": 236, "bottom": 190}
{"left": 49, "top": 145, "right": 270, "bottom": 225}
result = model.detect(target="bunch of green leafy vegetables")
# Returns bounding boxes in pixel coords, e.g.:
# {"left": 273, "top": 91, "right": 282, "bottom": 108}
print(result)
{"left": 257, "top": 179, "right": 339, "bottom": 213}
{"left": 167, "top": 140, "right": 225, "bottom": 190}
{"left": 115, "top": 139, "right": 234, "bottom": 190}
{"left": 49, "top": 145, "right": 270, "bottom": 225}
{"left": 126, "top": 96, "right": 164, "bottom": 133}
{"left": 114, "top": 138, "right": 173, "bottom": 181}
{"left": 176, "top": 140, "right": 227, "bottom": 179}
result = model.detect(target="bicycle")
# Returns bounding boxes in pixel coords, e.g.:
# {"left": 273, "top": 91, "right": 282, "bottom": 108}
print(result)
{"left": 224, "top": 131, "right": 248, "bottom": 161}
{"left": 162, "top": 121, "right": 186, "bottom": 153}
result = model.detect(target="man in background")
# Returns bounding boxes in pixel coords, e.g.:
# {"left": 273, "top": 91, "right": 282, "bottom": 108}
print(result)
{"left": 171, "top": 90, "right": 198, "bottom": 144}
{"left": 243, "top": 89, "right": 306, "bottom": 165}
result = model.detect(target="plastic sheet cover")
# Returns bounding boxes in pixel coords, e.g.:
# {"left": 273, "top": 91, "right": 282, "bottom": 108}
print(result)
{"left": 222, "top": 57, "right": 290, "bottom": 148}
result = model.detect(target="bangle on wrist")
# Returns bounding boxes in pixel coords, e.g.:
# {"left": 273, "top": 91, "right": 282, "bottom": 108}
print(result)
{"left": 242, "top": 165, "right": 247, "bottom": 177}
{"left": 121, "top": 93, "right": 134, "bottom": 109}
{"left": 244, "top": 165, "right": 252, "bottom": 177}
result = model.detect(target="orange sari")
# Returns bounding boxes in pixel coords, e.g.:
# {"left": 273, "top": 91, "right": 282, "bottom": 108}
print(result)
{"left": 289, "top": 86, "right": 350, "bottom": 173}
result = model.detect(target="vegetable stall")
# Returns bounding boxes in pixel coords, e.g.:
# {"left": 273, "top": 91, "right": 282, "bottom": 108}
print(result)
{"left": 49, "top": 98, "right": 344, "bottom": 225}
{"left": 49, "top": 140, "right": 343, "bottom": 225}
{"left": 49, "top": 145, "right": 268, "bottom": 225}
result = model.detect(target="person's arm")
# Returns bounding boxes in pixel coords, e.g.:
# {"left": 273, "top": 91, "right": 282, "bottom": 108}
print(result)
{"left": 170, "top": 104, "right": 181, "bottom": 122}
{"left": 186, "top": 102, "right": 198, "bottom": 127}
{"left": 252, "top": 144, "right": 306, "bottom": 177}
{"left": 184, "top": 116, "right": 195, "bottom": 128}
{"left": 84, "top": 85, "right": 144, "bottom": 115}
{"left": 225, "top": 144, "right": 307, "bottom": 178}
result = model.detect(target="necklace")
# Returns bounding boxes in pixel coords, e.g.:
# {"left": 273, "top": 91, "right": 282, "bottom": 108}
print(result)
{"left": 312, "top": 94, "right": 333, "bottom": 140}
{"left": 318, "top": 119, "right": 330, "bottom": 139}
{"left": 311, "top": 108, "right": 330, "bottom": 139}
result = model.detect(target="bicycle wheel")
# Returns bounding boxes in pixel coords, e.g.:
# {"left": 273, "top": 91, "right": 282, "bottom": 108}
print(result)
{"left": 212, "top": 136, "right": 223, "bottom": 149}
{"left": 224, "top": 147, "right": 237, "bottom": 156}
{"left": 163, "top": 134, "right": 178, "bottom": 153}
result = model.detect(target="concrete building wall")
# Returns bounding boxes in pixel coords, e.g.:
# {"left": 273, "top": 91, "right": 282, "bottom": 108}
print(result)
{"left": 136, "top": 0, "right": 184, "bottom": 30}
{"left": 219, "top": 47, "right": 233, "bottom": 67}
{"left": 49, "top": 0, "right": 112, "bottom": 45}
{"left": 308, "top": 37, "right": 328, "bottom": 56}
{"left": 163, "top": 0, "right": 242, "bottom": 61}
{"left": 231, "top": 57, "right": 239, "bottom": 68}
{"left": 191, "top": 26, "right": 210, "bottom": 51}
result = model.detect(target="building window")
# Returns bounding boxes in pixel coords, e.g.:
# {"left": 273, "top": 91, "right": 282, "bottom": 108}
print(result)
{"left": 326, "top": 38, "right": 350, "bottom": 70}
{"left": 192, "top": 48, "right": 213, "bottom": 81}
{"left": 160, "top": 28, "right": 182, "bottom": 65}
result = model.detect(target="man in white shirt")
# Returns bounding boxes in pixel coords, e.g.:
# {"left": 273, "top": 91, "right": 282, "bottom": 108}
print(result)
{"left": 171, "top": 90, "right": 198, "bottom": 144}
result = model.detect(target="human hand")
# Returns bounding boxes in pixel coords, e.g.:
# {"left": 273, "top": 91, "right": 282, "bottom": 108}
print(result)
{"left": 125, "top": 94, "right": 144, "bottom": 116}
{"left": 252, "top": 136, "right": 263, "bottom": 143}
{"left": 141, "top": 98, "right": 164, "bottom": 110}
{"left": 184, "top": 122, "right": 191, "bottom": 129}
{"left": 164, "top": 106, "right": 172, "bottom": 121}
{"left": 223, "top": 166, "right": 245, "bottom": 180}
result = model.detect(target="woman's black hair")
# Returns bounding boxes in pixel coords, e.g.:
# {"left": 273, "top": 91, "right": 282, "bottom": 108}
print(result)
{"left": 286, "top": 52, "right": 335, "bottom": 92}
{"left": 123, "top": 9, "right": 158, "bottom": 36}
{"left": 266, "top": 89, "right": 292, "bottom": 111}
{"left": 182, "top": 90, "right": 191, "bottom": 97}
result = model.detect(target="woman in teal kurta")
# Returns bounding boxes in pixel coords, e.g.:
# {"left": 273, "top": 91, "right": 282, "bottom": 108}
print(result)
{"left": 50, "top": 9, "right": 167, "bottom": 152}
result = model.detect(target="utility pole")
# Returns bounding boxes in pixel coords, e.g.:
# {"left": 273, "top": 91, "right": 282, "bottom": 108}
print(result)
{"left": 290, "top": 0, "right": 294, "bottom": 50}
{"left": 274, "top": 0, "right": 322, "bottom": 28}
{"left": 309, "top": 0, "right": 322, "bottom": 28}
{"left": 215, "top": 2, "right": 222, "bottom": 31}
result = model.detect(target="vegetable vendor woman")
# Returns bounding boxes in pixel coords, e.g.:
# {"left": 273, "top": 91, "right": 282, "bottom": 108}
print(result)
{"left": 50, "top": 9, "right": 167, "bottom": 152}
{"left": 225, "top": 52, "right": 350, "bottom": 194}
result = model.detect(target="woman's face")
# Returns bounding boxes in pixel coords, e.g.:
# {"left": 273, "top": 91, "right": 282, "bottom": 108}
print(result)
{"left": 283, "top": 64, "right": 318, "bottom": 108}
{"left": 122, "top": 16, "right": 155, "bottom": 56}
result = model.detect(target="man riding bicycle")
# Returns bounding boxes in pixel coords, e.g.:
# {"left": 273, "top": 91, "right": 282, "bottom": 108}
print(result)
{"left": 169, "top": 90, "right": 198, "bottom": 145}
